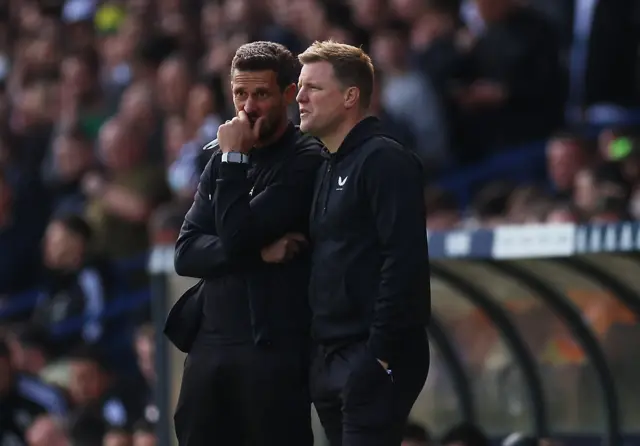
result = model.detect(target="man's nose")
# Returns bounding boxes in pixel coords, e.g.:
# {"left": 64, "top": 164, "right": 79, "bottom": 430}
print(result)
{"left": 296, "top": 89, "right": 306, "bottom": 103}
{"left": 244, "top": 97, "right": 258, "bottom": 114}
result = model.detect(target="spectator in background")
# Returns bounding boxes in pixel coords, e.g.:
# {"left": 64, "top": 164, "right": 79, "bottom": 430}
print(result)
{"left": 533, "top": 0, "right": 640, "bottom": 121}
{"left": 25, "top": 415, "right": 70, "bottom": 446}
{"left": 6, "top": 326, "right": 55, "bottom": 379}
{"left": 589, "top": 161, "right": 633, "bottom": 222}
{"left": 103, "top": 427, "right": 133, "bottom": 446}
{"left": 452, "top": 0, "right": 565, "bottom": 159}
{"left": 392, "top": 0, "right": 461, "bottom": 96}
{"left": 59, "top": 48, "right": 109, "bottom": 139}
{"left": 545, "top": 202, "right": 581, "bottom": 224}
{"left": 117, "top": 82, "right": 162, "bottom": 160}
{"left": 166, "top": 75, "right": 223, "bottom": 206}
{"left": 0, "top": 164, "right": 49, "bottom": 295}
{"left": 67, "top": 408, "right": 108, "bottom": 446}
{"left": 506, "top": 185, "right": 553, "bottom": 224}
{"left": 425, "top": 187, "right": 461, "bottom": 230}
{"left": 348, "top": 0, "right": 388, "bottom": 35}
{"left": 133, "top": 324, "right": 159, "bottom": 427}
{"left": 66, "top": 347, "right": 143, "bottom": 434}
{"left": 573, "top": 167, "right": 597, "bottom": 216}
{"left": 132, "top": 420, "right": 156, "bottom": 446}
{"left": 84, "top": 118, "right": 170, "bottom": 260}
{"left": 47, "top": 125, "right": 96, "bottom": 215}
{"left": 155, "top": 55, "right": 191, "bottom": 116}
{"left": 371, "top": 21, "right": 449, "bottom": 169}
{"left": 368, "top": 77, "right": 417, "bottom": 154}
{"left": 547, "top": 131, "right": 592, "bottom": 198}
{"left": 0, "top": 338, "right": 67, "bottom": 445}
{"left": 32, "top": 214, "right": 110, "bottom": 349}
{"left": 402, "top": 421, "right": 434, "bottom": 446}
{"left": 468, "top": 181, "right": 513, "bottom": 227}
{"left": 10, "top": 79, "right": 58, "bottom": 172}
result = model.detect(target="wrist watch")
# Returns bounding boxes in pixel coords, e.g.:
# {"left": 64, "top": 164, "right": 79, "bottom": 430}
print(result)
{"left": 221, "top": 152, "right": 250, "bottom": 164}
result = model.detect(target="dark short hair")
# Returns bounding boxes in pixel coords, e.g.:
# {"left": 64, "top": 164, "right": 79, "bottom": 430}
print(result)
{"left": 299, "top": 40, "right": 375, "bottom": 109}
{"left": 231, "top": 41, "right": 299, "bottom": 91}
{"left": 13, "top": 325, "right": 54, "bottom": 359}
{"left": 52, "top": 214, "right": 93, "bottom": 242}
{"left": 67, "top": 344, "right": 110, "bottom": 371}
{"left": 377, "top": 20, "right": 412, "bottom": 42}
{"left": 66, "top": 48, "right": 101, "bottom": 78}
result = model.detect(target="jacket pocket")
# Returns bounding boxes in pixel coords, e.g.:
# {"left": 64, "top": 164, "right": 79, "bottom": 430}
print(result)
{"left": 163, "top": 279, "right": 205, "bottom": 353}
{"left": 343, "top": 345, "right": 393, "bottom": 422}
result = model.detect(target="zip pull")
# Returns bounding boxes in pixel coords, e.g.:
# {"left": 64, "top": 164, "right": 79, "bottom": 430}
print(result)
{"left": 387, "top": 369, "right": 394, "bottom": 383}
{"left": 322, "top": 162, "right": 333, "bottom": 215}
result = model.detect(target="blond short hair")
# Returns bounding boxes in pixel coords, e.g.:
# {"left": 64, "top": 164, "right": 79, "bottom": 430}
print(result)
{"left": 298, "top": 40, "right": 375, "bottom": 109}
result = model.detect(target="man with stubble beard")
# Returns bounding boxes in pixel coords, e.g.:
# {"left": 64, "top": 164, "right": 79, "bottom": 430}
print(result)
{"left": 166, "top": 42, "right": 323, "bottom": 446}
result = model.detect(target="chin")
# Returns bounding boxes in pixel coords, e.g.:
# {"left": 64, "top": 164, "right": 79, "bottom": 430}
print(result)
{"left": 299, "top": 120, "right": 317, "bottom": 135}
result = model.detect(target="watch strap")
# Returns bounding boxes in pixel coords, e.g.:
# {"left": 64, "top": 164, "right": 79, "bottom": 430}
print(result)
{"left": 221, "top": 152, "right": 250, "bottom": 164}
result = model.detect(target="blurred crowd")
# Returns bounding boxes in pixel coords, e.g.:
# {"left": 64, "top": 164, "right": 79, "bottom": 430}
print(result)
{"left": 400, "top": 422, "right": 564, "bottom": 446}
{"left": 425, "top": 128, "right": 640, "bottom": 231}
{"left": 0, "top": 0, "right": 638, "bottom": 444}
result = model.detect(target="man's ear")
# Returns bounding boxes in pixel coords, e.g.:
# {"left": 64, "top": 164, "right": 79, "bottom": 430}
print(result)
{"left": 283, "top": 83, "right": 297, "bottom": 105}
{"left": 344, "top": 86, "right": 360, "bottom": 110}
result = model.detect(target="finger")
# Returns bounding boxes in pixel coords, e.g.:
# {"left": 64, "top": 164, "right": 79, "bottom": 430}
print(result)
{"left": 238, "top": 110, "right": 249, "bottom": 122}
{"left": 288, "top": 242, "right": 301, "bottom": 255}
{"left": 287, "top": 233, "right": 308, "bottom": 245}
{"left": 252, "top": 116, "right": 266, "bottom": 140}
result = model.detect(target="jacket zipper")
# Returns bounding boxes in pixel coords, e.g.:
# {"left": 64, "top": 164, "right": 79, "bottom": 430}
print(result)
{"left": 322, "top": 160, "right": 334, "bottom": 216}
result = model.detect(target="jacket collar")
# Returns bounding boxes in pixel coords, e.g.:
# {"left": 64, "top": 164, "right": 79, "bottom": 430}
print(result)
{"left": 322, "top": 116, "right": 386, "bottom": 161}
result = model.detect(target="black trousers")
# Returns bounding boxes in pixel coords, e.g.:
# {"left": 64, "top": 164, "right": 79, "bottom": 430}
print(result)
{"left": 174, "top": 342, "right": 313, "bottom": 446}
{"left": 311, "top": 333, "right": 429, "bottom": 446}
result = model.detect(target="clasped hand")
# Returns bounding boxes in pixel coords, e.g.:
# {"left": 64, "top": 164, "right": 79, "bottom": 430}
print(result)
{"left": 217, "top": 110, "right": 265, "bottom": 154}
{"left": 261, "top": 233, "right": 307, "bottom": 263}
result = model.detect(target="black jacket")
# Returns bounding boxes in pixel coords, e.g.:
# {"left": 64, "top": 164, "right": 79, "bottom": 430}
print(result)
{"left": 166, "top": 123, "right": 323, "bottom": 352}
{"left": 0, "top": 374, "right": 69, "bottom": 445}
{"left": 309, "top": 117, "right": 430, "bottom": 362}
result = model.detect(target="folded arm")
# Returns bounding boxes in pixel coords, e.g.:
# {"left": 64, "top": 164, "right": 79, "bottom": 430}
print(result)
{"left": 174, "top": 153, "right": 258, "bottom": 278}
{"left": 213, "top": 149, "right": 321, "bottom": 256}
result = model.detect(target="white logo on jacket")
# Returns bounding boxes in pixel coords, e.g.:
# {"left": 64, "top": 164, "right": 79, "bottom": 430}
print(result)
{"left": 337, "top": 176, "right": 348, "bottom": 190}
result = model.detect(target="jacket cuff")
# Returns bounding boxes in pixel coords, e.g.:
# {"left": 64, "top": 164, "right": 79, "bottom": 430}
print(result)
{"left": 368, "top": 331, "right": 393, "bottom": 364}
{"left": 218, "top": 161, "right": 249, "bottom": 180}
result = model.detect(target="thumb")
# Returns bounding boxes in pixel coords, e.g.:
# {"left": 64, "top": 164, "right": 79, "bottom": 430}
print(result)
{"left": 252, "top": 116, "right": 266, "bottom": 140}
{"left": 287, "top": 233, "right": 308, "bottom": 245}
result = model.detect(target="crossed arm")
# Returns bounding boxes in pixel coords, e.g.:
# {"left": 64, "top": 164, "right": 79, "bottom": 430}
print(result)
{"left": 174, "top": 150, "right": 320, "bottom": 278}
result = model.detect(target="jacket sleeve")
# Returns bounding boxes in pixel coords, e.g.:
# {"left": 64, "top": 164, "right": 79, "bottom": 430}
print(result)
{"left": 174, "top": 153, "right": 257, "bottom": 278}
{"left": 213, "top": 149, "right": 322, "bottom": 256}
{"left": 363, "top": 146, "right": 428, "bottom": 363}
